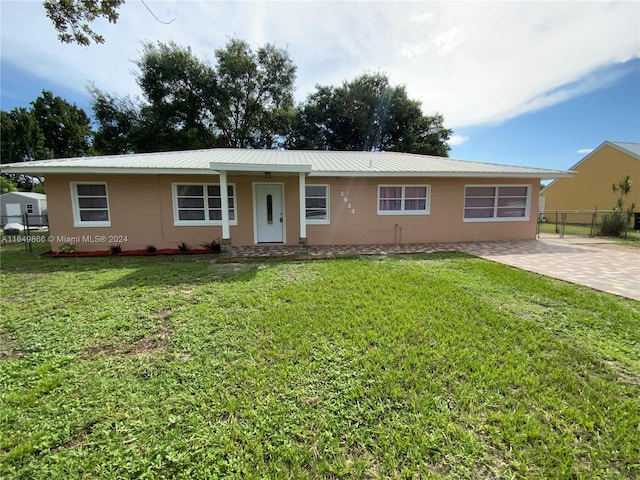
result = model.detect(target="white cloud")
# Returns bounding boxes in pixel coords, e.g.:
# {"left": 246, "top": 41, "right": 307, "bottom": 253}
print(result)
{"left": 1, "top": 1, "right": 638, "bottom": 131}
{"left": 448, "top": 135, "right": 469, "bottom": 146}
{"left": 577, "top": 148, "right": 594, "bottom": 154}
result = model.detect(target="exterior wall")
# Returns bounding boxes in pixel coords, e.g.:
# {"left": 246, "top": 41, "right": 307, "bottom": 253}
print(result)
{"left": 307, "top": 177, "right": 539, "bottom": 245}
{"left": 44, "top": 173, "right": 540, "bottom": 252}
{"left": 542, "top": 144, "right": 640, "bottom": 212}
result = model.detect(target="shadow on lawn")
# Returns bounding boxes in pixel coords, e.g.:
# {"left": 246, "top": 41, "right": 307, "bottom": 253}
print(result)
{"left": 98, "top": 259, "right": 263, "bottom": 289}
{"left": 0, "top": 245, "right": 262, "bottom": 287}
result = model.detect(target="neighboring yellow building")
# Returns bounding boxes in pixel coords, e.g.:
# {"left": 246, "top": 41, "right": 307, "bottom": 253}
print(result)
{"left": 541, "top": 141, "right": 640, "bottom": 213}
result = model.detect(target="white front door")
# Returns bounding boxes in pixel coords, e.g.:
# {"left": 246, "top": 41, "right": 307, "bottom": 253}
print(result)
{"left": 255, "top": 184, "right": 284, "bottom": 243}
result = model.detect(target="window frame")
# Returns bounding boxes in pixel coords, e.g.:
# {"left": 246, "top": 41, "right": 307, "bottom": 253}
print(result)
{"left": 305, "top": 184, "right": 330, "bottom": 225}
{"left": 172, "top": 182, "right": 238, "bottom": 227}
{"left": 377, "top": 184, "right": 431, "bottom": 215}
{"left": 70, "top": 182, "right": 111, "bottom": 228}
{"left": 463, "top": 184, "right": 531, "bottom": 222}
{"left": 26, "top": 204, "right": 34, "bottom": 214}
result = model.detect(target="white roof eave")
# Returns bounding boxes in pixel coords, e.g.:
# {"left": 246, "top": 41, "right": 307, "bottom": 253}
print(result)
{"left": 309, "top": 171, "right": 574, "bottom": 179}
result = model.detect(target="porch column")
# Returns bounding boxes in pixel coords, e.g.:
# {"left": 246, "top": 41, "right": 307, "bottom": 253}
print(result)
{"left": 219, "top": 170, "right": 230, "bottom": 241}
{"left": 298, "top": 172, "right": 307, "bottom": 243}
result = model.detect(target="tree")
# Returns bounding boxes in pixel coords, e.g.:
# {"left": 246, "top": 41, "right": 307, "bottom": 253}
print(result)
{"left": 0, "top": 175, "right": 18, "bottom": 194}
{"left": 90, "top": 89, "right": 144, "bottom": 155}
{"left": 43, "top": 0, "right": 124, "bottom": 46}
{"left": 1, "top": 91, "right": 92, "bottom": 192}
{"left": 91, "top": 39, "right": 297, "bottom": 153}
{"left": 134, "top": 41, "right": 218, "bottom": 151}
{"left": 288, "top": 73, "right": 451, "bottom": 156}
{"left": 31, "top": 90, "right": 92, "bottom": 158}
{"left": 213, "top": 39, "right": 296, "bottom": 148}
{"left": 612, "top": 175, "right": 635, "bottom": 212}
{"left": 601, "top": 175, "right": 636, "bottom": 237}
{"left": 0, "top": 109, "right": 48, "bottom": 164}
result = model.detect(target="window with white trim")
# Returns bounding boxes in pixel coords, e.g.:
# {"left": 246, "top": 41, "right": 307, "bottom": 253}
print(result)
{"left": 71, "top": 183, "right": 110, "bottom": 227}
{"left": 305, "top": 185, "right": 329, "bottom": 224}
{"left": 26, "top": 204, "right": 34, "bottom": 214}
{"left": 464, "top": 185, "right": 530, "bottom": 221}
{"left": 172, "top": 183, "right": 237, "bottom": 226}
{"left": 378, "top": 185, "right": 430, "bottom": 215}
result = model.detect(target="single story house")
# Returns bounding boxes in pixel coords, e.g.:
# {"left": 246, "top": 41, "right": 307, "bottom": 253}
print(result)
{"left": 0, "top": 191, "right": 48, "bottom": 227}
{"left": 541, "top": 140, "right": 640, "bottom": 213}
{"left": 0, "top": 149, "right": 571, "bottom": 252}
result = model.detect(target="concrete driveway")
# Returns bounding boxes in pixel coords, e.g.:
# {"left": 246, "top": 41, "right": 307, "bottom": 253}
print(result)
{"left": 457, "top": 236, "right": 640, "bottom": 301}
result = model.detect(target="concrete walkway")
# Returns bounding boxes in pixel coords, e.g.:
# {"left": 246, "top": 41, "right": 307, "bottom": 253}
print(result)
{"left": 228, "top": 237, "right": 640, "bottom": 301}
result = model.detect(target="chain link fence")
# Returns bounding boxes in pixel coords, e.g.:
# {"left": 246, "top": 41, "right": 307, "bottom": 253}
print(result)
{"left": 537, "top": 210, "right": 639, "bottom": 239}
{"left": 1, "top": 213, "right": 49, "bottom": 252}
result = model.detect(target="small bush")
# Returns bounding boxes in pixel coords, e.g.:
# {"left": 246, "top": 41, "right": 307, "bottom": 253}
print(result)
{"left": 600, "top": 213, "right": 627, "bottom": 237}
{"left": 145, "top": 244, "right": 157, "bottom": 253}
{"left": 178, "top": 242, "right": 190, "bottom": 252}
{"left": 110, "top": 244, "right": 122, "bottom": 254}
{"left": 57, "top": 243, "right": 76, "bottom": 254}
{"left": 200, "top": 239, "right": 221, "bottom": 252}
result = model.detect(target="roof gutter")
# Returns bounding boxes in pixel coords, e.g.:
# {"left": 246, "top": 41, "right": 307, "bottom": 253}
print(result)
{"left": 310, "top": 171, "right": 575, "bottom": 180}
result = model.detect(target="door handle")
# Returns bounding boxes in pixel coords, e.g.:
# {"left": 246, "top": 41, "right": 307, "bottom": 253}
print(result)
{"left": 280, "top": 213, "right": 283, "bottom": 223}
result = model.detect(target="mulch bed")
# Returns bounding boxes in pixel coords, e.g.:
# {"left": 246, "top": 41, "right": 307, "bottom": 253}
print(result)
{"left": 42, "top": 248, "right": 220, "bottom": 257}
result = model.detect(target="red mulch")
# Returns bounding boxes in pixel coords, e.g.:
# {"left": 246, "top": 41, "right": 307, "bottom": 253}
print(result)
{"left": 42, "top": 248, "right": 219, "bottom": 258}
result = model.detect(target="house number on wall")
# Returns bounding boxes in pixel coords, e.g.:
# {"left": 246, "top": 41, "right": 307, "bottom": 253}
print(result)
{"left": 339, "top": 191, "right": 356, "bottom": 214}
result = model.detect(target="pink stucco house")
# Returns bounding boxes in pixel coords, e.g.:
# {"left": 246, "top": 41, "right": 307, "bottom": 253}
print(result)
{"left": 0, "top": 149, "right": 571, "bottom": 252}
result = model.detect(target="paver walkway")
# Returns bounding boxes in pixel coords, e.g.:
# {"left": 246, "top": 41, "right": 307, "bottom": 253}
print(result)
{"left": 228, "top": 237, "right": 640, "bottom": 301}
{"left": 458, "top": 237, "right": 640, "bottom": 301}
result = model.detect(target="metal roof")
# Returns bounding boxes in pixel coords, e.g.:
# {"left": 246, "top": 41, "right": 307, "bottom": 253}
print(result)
{"left": 608, "top": 141, "right": 640, "bottom": 159}
{"left": 0, "top": 148, "right": 572, "bottom": 179}
{"left": 0, "top": 191, "right": 46, "bottom": 200}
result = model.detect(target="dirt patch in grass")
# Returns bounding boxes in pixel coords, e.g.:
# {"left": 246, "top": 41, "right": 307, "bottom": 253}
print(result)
{"left": 50, "top": 421, "right": 98, "bottom": 454}
{"left": 278, "top": 264, "right": 319, "bottom": 283}
{"left": 603, "top": 359, "right": 640, "bottom": 386}
{"left": 84, "top": 310, "right": 171, "bottom": 358}
{"left": 0, "top": 334, "right": 24, "bottom": 360}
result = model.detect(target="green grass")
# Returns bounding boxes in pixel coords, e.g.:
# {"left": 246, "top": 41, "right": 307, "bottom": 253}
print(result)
{"left": 538, "top": 222, "right": 640, "bottom": 247}
{"left": 1, "top": 243, "right": 639, "bottom": 479}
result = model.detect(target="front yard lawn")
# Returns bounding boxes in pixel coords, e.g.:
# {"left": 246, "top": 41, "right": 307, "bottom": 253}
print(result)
{"left": 1, "top": 244, "right": 638, "bottom": 479}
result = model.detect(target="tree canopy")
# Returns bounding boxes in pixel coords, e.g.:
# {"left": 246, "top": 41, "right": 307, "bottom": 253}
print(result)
{"left": 288, "top": 73, "right": 451, "bottom": 156}
{"left": 44, "top": 0, "right": 124, "bottom": 46}
{"left": 92, "top": 39, "right": 297, "bottom": 153}
{"left": 1, "top": 91, "right": 92, "bottom": 191}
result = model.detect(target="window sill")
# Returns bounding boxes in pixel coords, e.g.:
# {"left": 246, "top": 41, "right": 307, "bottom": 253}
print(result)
{"left": 73, "top": 222, "right": 111, "bottom": 228}
{"left": 174, "top": 221, "right": 238, "bottom": 227}
{"left": 463, "top": 217, "right": 530, "bottom": 223}
{"left": 377, "top": 211, "right": 430, "bottom": 216}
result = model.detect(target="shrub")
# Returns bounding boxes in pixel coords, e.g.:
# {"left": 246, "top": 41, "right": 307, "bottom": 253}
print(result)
{"left": 145, "top": 244, "right": 157, "bottom": 253}
{"left": 178, "top": 242, "right": 190, "bottom": 252}
{"left": 57, "top": 243, "right": 76, "bottom": 254}
{"left": 200, "top": 239, "right": 221, "bottom": 252}
{"left": 600, "top": 213, "right": 627, "bottom": 237}
{"left": 109, "top": 244, "right": 122, "bottom": 254}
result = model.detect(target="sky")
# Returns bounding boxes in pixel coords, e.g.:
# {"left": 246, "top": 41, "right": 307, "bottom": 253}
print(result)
{"left": 1, "top": 0, "right": 639, "bottom": 172}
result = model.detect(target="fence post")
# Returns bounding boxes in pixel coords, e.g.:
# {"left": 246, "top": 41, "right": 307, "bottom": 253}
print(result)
{"left": 555, "top": 211, "right": 559, "bottom": 233}
{"left": 24, "top": 212, "right": 32, "bottom": 252}
{"left": 590, "top": 207, "right": 597, "bottom": 238}
{"left": 624, "top": 210, "right": 630, "bottom": 239}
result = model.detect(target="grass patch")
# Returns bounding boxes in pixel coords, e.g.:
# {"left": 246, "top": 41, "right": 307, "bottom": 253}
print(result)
{"left": 538, "top": 222, "right": 640, "bottom": 247}
{"left": 1, "top": 244, "right": 639, "bottom": 479}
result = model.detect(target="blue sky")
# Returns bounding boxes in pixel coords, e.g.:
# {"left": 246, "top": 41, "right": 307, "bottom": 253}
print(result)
{"left": 1, "top": 1, "right": 639, "bottom": 172}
